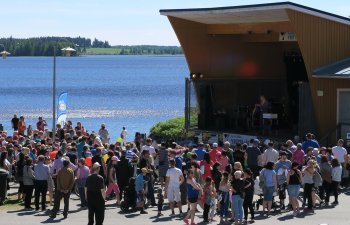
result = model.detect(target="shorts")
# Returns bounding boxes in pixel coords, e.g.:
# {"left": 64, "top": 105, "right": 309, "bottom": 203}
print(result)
{"left": 287, "top": 185, "right": 300, "bottom": 198}
{"left": 263, "top": 186, "right": 274, "bottom": 201}
{"left": 167, "top": 186, "right": 181, "bottom": 202}
{"left": 188, "top": 196, "right": 198, "bottom": 203}
{"left": 137, "top": 192, "right": 145, "bottom": 202}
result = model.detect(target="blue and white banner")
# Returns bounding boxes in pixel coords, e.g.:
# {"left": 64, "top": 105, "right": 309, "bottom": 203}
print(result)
{"left": 57, "top": 92, "right": 68, "bottom": 127}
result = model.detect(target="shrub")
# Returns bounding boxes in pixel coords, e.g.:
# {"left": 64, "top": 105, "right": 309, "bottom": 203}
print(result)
{"left": 150, "top": 117, "right": 185, "bottom": 141}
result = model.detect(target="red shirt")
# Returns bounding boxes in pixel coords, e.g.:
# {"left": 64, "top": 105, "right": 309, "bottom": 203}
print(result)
{"left": 209, "top": 149, "right": 221, "bottom": 162}
{"left": 200, "top": 160, "right": 213, "bottom": 179}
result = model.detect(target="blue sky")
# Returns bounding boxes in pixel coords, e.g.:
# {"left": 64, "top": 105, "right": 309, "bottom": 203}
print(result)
{"left": 1, "top": 0, "right": 349, "bottom": 45}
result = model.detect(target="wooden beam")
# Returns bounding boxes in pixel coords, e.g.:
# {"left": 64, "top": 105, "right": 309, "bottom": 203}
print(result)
{"left": 207, "top": 21, "right": 294, "bottom": 34}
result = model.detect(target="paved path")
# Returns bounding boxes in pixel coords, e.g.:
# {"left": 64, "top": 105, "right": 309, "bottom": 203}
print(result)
{"left": 1, "top": 183, "right": 350, "bottom": 225}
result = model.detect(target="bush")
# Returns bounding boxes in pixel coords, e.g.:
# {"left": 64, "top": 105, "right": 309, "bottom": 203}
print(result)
{"left": 150, "top": 117, "right": 185, "bottom": 141}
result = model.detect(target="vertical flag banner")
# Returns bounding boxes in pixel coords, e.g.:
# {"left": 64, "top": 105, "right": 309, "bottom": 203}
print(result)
{"left": 57, "top": 92, "right": 68, "bottom": 127}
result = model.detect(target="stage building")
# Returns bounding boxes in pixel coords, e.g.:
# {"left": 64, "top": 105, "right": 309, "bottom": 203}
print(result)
{"left": 160, "top": 2, "right": 350, "bottom": 144}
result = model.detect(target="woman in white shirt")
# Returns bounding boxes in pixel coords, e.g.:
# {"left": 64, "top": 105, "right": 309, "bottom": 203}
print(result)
{"left": 331, "top": 158, "right": 342, "bottom": 205}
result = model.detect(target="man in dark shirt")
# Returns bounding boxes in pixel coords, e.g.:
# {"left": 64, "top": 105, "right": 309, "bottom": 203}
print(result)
{"left": 11, "top": 114, "right": 19, "bottom": 131}
{"left": 85, "top": 162, "right": 105, "bottom": 225}
{"left": 246, "top": 139, "right": 261, "bottom": 178}
{"left": 91, "top": 148, "right": 106, "bottom": 180}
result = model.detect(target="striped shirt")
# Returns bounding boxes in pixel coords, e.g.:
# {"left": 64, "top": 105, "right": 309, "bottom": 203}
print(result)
{"left": 126, "top": 149, "right": 136, "bottom": 161}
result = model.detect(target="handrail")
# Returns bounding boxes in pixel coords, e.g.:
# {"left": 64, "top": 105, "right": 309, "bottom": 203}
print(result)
{"left": 319, "top": 122, "right": 350, "bottom": 146}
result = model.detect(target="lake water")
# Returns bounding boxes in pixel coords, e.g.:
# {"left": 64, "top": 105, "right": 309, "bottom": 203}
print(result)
{"left": 0, "top": 55, "right": 189, "bottom": 141}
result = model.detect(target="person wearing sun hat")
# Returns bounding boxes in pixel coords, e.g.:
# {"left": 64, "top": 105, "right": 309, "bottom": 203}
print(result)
{"left": 106, "top": 156, "right": 121, "bottom": 205}
{"left": 85, "top": 162, "right": 106, "bottom": 225}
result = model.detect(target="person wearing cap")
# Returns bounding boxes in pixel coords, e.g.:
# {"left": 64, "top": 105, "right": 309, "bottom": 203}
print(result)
{"left": 165, "top": 158, "right": 184, "bottom": 216}
{"left": 85, "top": 162, "right": 106, "bottom": 225}
{"left": 286, "top": 162, "right": 302, "bottom": 216}
{"left": 50, "top": 160, "right": 75, "bottom": 218}
{"left": 246, "top": 139, "right": 261, "bottom": 177}
{"left": 262, "top": 141, "right": 279, "bottom": 166}
{"left": 209, "top": 143, "right": 221, "bottom": 163}
{"left": 135, "top": 167, "right": 148, "bottom": 214}
{"left": 302, "top": 133, "right": 320, "bottom": 151}
{"left": 105, "top": 156, "right": 121, "bottom": 205}
{"left": 274, "top": 151, "right": 291, "bottom": 210}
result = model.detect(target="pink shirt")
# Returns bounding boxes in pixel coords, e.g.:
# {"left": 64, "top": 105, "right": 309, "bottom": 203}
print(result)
{"left": 217, "top": 156, "right": 229, "bottom": 173}
{"left": 292, "top": 149, "right": 305, "bottom": 164}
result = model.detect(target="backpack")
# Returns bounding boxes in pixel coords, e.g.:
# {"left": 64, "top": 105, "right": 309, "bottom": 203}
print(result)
{"left": 313, "top": 171, "right": 323, "bottom": 187}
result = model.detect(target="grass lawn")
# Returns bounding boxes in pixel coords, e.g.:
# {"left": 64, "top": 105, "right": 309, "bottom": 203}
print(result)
{"left": 84, "top": 48, "right": 121, "bottom": 55}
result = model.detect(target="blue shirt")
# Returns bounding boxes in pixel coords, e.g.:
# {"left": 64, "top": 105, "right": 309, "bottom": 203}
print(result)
{"left": 34, "top": 162, "right": 50, "bottom": 181}
{"left": 194, "top": 148, "right": 206, "bottom": 161}
{"left": 135, "top": 174, "right": 145, "bottom": 193}
{"left": 261, "top": 169, "right": 276, "bottom": 187}
{"left": 302, "top": 140, "right": 320, "bottom": 151}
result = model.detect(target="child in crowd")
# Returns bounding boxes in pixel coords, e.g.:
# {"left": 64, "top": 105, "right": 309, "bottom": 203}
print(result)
{"left": 157, "top": 189, "right": 164, "bottom": 216}
{"left": 202, "top": 177, "right": 213, "bottom": 223}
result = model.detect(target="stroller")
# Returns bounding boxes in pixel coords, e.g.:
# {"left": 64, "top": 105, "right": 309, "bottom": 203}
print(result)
{"left": 254, "top": 176, "right": 280, "bottom": 211}
{"left": 120, "top": 180, "right": 137, "bottom": 212}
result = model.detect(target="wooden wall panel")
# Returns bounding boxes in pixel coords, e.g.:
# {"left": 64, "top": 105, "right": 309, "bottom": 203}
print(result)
{"left": 287, "top": 10, "right": 350, "bottom": 138}
{"left": 168, "top": 17, "right": 298, "bottom": 79}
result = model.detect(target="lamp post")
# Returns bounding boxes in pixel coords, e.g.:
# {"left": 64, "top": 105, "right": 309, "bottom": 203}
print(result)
{"left": 52, "top": 43, "right": 76, "bottom": 143}
{"left": 0, "top": 44, "right": 10, "bottom": 59}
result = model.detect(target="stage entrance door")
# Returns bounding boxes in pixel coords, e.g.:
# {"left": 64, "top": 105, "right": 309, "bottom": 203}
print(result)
{"left": 337, "top": 89, "right": 350, "bottom": 139}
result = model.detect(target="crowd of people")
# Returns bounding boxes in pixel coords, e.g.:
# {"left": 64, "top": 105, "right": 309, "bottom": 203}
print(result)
{"left": 0, "top": 115, "right": 350, "bottom": 225}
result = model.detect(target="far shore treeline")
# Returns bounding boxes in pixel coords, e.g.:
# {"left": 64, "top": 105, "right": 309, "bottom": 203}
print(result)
{"left": 0, "top": 36, "right": 183, "bottom": 56}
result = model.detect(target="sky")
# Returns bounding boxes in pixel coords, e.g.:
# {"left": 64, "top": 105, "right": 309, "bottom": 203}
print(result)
{"left": 1, "top": 0, "right": 349, "bottom": 46}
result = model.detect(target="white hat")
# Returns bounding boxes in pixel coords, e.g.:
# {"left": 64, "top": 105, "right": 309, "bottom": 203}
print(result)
{"left": 212, "top": 143, "right": 218, "bottom": 148}
{"left": 92, "top": 162, "right": 101, "bottom": 170}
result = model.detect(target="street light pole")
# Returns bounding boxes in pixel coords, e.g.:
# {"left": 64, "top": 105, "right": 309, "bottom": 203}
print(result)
{"left": 52, "top": 46, "right": 56, "bottom": 143}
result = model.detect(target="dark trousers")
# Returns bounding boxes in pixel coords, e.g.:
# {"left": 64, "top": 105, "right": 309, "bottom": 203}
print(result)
{"left": 331, "top": 181, "right": 340, "bottom": 202}
{"left": 147, "top": 180, "right": 156, "bottom": 205}
{"left": 203, "top": 203, "right": 210, "bottom": 221}
{"left": 23, "top": 185, "right": 34, "bottom": 208}
{"left": 304, "top": 183, "right": 314, "bottom": 209}
{"left": 52, "top": 191, "right": 70, "bottom": 216}
{"left": 34, "top": 180, "right": 48, "bottom": 210}
{"left": 88, "top": 199, "right": 105, "bottom": 225}
{"left": 319, "top": 181, "right": 331, "bottom": 202}
{"left": 243, "top": 193, "right": 254, "bottom": 220}
{"left": 0, "top": 172, "right": 7, "bottom": 203}
{"left": 78, "top": 187, "right": 87, "bottom": 207}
